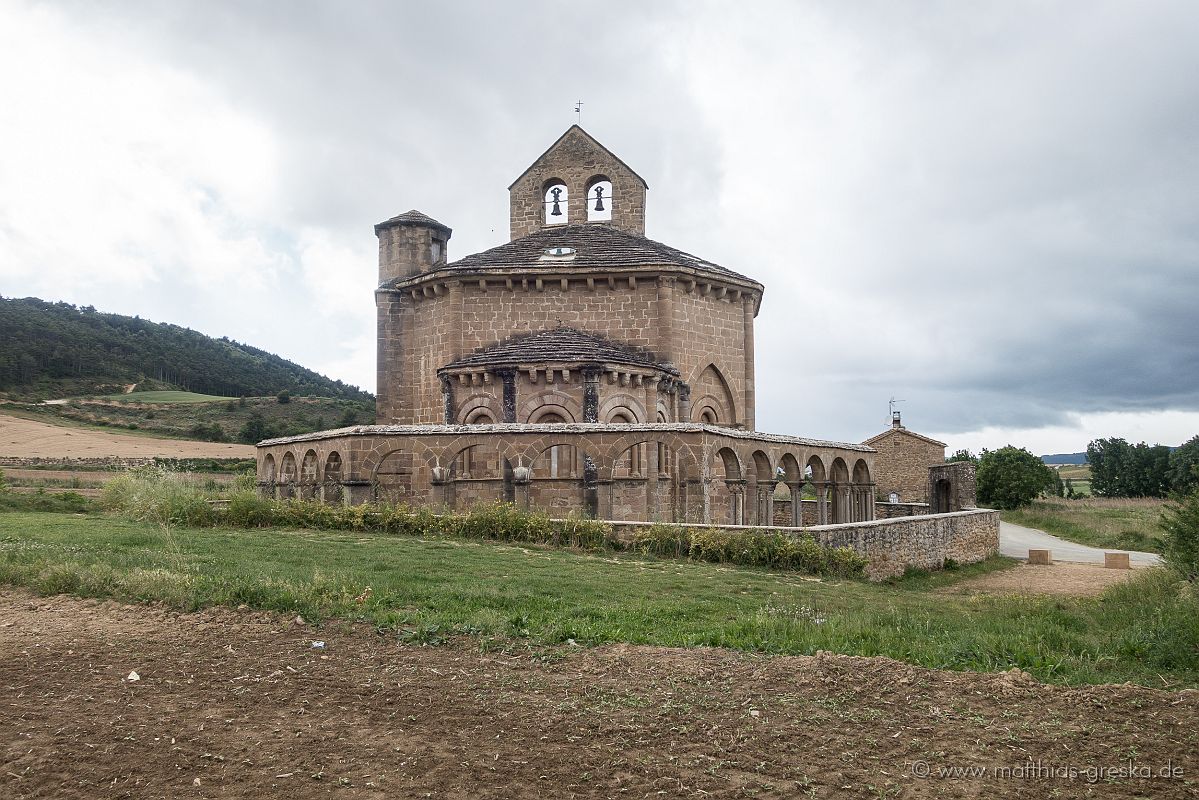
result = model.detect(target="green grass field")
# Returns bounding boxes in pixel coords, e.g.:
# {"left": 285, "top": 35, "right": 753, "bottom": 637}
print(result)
{"left": 100, "top": 390, "right": 233, "bottom": 403}
{"left": 1, "top": 511, "right": 1196, "bottom": 687}
{"left": 1054, "top": 464, "right": 1093, "bottom": 496}
{"left": 1003, "top": 497, "right": 1168, "bottom": 551}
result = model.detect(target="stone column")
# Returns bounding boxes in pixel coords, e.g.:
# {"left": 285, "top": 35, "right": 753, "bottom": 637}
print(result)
{"left": 430, "top": 465, "right": 454, "bottom": 510}
{"left": 440, "top": 374, "right": 456, "bottom": 424}
{"left": 343, "top": 480, "right": 372, "bottom": 507}
{"left": 742, "top": 294, "right": 756, "bottom": 431}
{"left": 727, "top": 479, "right": 746, "bottom": 525}
{"left": 497, "top": 368, "right": 517, "bottom": 423}
{"left": 644, "top": 376, "right": 659, "bottom": 423}
{"left": 866, "top": 483, "right": 876, "bottom": 521}
{"left": 786, "top": 481, "right": 802, "bottom": 526}
{"left": 582, "top": 367, "right": 601, "bottom": 423}
{"left": 447, "top": 279, "right": 464, "bottom": 363}
{"left": 644, "top": 436, "right": 660, "bottom": 521}
{"left": 678, "top": 383, "right": 692, "bottom": 423}
{"left": 512, "top": 465, "right": 531, "bottom": 510}
{"left": 657, "top": 276, "right": 676, "bottom": 369}
{"left": 816, "top": 481, "right": 830, "bottom": 525}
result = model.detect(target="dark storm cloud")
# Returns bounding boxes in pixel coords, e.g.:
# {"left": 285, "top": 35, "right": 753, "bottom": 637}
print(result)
{"left": 6, "top": 0, "right": 1198, "bottom": 449}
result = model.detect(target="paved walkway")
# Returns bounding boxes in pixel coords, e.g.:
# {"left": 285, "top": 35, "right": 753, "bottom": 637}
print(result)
{"left": 999, "top": 521, "right": 1162, "bottom": 566}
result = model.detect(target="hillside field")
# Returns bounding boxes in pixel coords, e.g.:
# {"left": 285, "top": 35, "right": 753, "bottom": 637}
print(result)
{"left": 0, "top": 412, "right": 255, "bottom": 461}
{"left": 97, "top": 390, "right": 232, "bottom": 403}
{"left": 3, "top": 393, "right": 373, "bottom": 444}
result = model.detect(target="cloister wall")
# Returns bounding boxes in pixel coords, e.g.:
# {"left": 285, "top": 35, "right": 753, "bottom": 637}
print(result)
{"left": 610, "top": 509, "right": 1000, "bottom": 581}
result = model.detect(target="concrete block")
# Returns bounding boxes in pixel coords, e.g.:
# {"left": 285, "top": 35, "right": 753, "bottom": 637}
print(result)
{"left": 1104, "top": 552, "right": 1131, "bottom": 570}
{"left": 1027, "top": 549, "right": 1052, "bottom": 565}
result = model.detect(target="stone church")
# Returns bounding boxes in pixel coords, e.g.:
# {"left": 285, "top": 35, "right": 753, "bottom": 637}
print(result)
{"left": 257, "top": 126, "right": 882, "bottom": 525}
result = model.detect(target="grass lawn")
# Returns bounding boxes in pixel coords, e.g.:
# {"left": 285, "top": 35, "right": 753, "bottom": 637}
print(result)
{"left": 1003, "top": 497, "right": 1168, "bottom": 551}
{"left": 1, "top": 511, "right": 1196, "bottom": 687}
{"left": 100, "top": 390, "right": 233, "bottom": 403}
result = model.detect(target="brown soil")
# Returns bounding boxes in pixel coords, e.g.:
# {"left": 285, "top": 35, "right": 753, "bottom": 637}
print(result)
{"left": 0, "top": 413, "right": 254, "bottom": 460}
{"left": 941, "top": 562, "right": 1139, "bottom": 597}
{"left": 1, "top": 590, "right": 1195, "bottom": 799}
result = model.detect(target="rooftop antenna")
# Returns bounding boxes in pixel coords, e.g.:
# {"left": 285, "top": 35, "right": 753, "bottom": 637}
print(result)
{"left": 889, "top": 396, "right": 905, "bottom": 427}
{"left": 574, "top": 100, "right": 583, "bottom": 125}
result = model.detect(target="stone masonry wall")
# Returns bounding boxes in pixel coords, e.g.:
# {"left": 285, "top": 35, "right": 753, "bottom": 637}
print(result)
{"left": 610, "top": 509, "right": 1000, "bottom": 581}
{"left": 509, "top": 126, "right": 647, "bottom": 239}
{"left": 866, "top": 429, "right": 944, "bottom": 503}
{"left": 378, "top": 277, "right": 751, "bottom": 427}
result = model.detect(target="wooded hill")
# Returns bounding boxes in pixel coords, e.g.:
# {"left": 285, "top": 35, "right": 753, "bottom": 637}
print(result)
{"left": 0, "top": 297, "right": 372, "bottom": 402}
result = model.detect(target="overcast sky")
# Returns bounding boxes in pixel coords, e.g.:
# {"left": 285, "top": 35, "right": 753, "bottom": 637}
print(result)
{"left": 2, "top": 0, "right": 1196, "bottom": 455}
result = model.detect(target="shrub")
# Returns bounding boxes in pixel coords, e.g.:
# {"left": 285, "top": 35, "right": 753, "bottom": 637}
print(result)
{"left": 276, "top": 389, "right": 291, "bottom": 404}
{"left": 1160, "top": 490, "right": 1199, "bottom": 582}
{"left": 631, "top": 524, "right": 866, "bottom": 577}
{"left": 101, "top": 465, "right": 214, "bottom": 528}
{"left": 0, "top": 467, "right": 7, "bottom": 492}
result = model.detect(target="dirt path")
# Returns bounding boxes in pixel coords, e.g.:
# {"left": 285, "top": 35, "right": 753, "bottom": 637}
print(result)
{"left": 1, "top": 590, "right": 1194, "bottom": 799}
{"left": 941, "top": 562, "right": 1138, "bottom": 597}
{"left": 0, "top": 412, "right": 253, "bottom": 460}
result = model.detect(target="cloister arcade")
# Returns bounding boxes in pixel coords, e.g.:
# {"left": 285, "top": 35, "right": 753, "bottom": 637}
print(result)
{"left": 256, "top": 424, "right": 877, "bottom": 526}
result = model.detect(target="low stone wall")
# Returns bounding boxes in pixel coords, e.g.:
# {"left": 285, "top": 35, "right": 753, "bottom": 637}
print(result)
{"left": 873, "top": 501, "right": 929, "bottom": 519}
{"left": 609, "top": 509, "right": 1000, "bottom": 581}
{"left": 771, "top": 499, "right": 929, "bottom": 525}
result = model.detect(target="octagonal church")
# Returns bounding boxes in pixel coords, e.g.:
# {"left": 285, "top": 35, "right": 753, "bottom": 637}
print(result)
{"left": 257, "top": 126, "right": 879, "bottom": 525}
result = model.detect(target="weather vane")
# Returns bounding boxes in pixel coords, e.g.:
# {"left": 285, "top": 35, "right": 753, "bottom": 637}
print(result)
{"left": 574, "top": 100, "right": 583, "bottom": 124}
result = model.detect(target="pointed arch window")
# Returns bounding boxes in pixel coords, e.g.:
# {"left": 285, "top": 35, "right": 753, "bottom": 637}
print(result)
{"left": 586, "top": 177, "right": 612, "bottom": 222}
{"left": 544, "top": 180, "right": 568, "bottom": 225}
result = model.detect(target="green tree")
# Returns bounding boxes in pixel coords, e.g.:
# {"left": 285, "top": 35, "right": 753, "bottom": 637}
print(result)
{"left": 237, "top": 412, "right": 276, "bottom": 444}
{"left": 1169, "top": 435, "right": 1199, "bottom": 495}
{"left": 276, "top": 389, "right": 291, "bottom": 404}
{"left": 1088, "top": 437, "right": 1131, "bottom": 497}
{"left": 977, "top": 446, "right": 1056, "bottom": 510}
{"left": 1087, "top": 437, "right": 1172, "bottom": 497}
{"left": 947, "top": 449, "right": 978, "bottom": 465}
{"left": 1160, "top": 489, "right": 1199, "bottom": 583}
{"left": 339, "top": 407, "right": 358, "bottom": 427}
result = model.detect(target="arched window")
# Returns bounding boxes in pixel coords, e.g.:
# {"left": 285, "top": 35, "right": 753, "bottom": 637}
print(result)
{"left": 544, "top": 180, "right": 568, "bottom": 225}
{"left": 586, "top": 177, "right": 612, "bottom": 222}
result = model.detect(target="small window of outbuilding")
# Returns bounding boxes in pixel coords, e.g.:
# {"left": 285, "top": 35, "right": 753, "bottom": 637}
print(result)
{"left": 586, "top": 178, "right": 612, "bottom": 222}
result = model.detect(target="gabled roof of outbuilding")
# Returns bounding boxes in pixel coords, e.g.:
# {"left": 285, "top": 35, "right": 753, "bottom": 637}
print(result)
{"left": 397, "top": 224, "right": 754, "bottom": 285}
{"left": 508, "top": 125, "right": 648, "bottom": 190}
{"left": 862, "top": 427, "right": 947, "bottom": 448}
{"left": 440, "top": 327, "right": 678, "bottom": 375}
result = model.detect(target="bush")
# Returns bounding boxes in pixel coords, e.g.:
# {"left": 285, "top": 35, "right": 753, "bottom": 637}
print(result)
{"left": 276, "top": 390, "right": 291, "bottom": 404}
{"left": 630, "top": 524, "right": 866, "bottom": 577}
{"left": 100, "top": 465, "right": 215, "bottom": 528}
{"left": 1160, "top": 490, "right": 1199, "bottom": 583}
{"left": 0, "top": 489, "right": 94, "bottom": 513}
{"left": 0, "top": 467, "right": 7, "bottom": 492}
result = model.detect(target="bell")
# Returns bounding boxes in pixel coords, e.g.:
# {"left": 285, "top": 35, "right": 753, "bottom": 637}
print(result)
{"left": 550, "top": 186, "right": 563, "bottom": 216}
{"left": 593, "top": 186, "right": 605, "bottom": 212}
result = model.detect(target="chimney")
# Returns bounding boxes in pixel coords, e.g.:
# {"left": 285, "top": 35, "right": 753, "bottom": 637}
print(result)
{"left": 892, "top": 410, "right": 903, "bottom": 429}
{"left": 374, "top": 209, "right": 452, "bottom": 285}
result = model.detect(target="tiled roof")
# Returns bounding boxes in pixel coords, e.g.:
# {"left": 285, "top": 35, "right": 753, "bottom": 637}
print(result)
{"left": 374, "top": 209, "right": 452, "bottom": 235}
{"left": 440, "top": 327, "right": 677, "bottom": 374}
{"left": 862, "top": 427, "right": 947, "bottom": 448}
{"left": 412, "top": 224, "right": 755, "bottom": 284}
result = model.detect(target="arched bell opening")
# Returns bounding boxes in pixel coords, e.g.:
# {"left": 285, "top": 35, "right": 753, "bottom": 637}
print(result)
{"left": 586, "top": 175, "right": 612, "bottom": 222}
{"left": 543, "top": 178, "right": 568, "bottom": 225}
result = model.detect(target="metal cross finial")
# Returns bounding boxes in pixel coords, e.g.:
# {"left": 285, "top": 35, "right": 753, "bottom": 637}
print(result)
{"left": 574, "top": 100, "right": 583, "bottom": 124}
